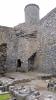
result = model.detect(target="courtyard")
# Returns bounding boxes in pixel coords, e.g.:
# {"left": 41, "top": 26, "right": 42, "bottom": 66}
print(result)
{"left": 0, "top": 71, "right": 56, "bottom": 100}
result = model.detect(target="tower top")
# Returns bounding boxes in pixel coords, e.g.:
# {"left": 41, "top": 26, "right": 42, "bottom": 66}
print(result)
{"left": 24, "top": 4, "right": 39, "bottom": 25}
{"left": 25, "top": 4, "right": 39, "bottom": 9}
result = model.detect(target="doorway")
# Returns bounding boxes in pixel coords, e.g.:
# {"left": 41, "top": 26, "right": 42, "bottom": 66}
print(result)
{"left": 17, "top": 59, "right": 21, "bottom": 68}
{"left": 16, "top": 59, "right": 22, "bottom": 71}
{"left": 28, "top": 52, "right": 36, "bottom": 70}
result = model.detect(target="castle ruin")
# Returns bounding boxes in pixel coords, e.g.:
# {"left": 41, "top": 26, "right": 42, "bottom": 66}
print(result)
{"left": 0, "top": 4, "right": 56, "bottom": 74}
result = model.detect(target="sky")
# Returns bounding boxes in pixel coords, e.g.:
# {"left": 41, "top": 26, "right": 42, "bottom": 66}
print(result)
{"left": 0, "top": 0, "right": 56, "bottom": 27}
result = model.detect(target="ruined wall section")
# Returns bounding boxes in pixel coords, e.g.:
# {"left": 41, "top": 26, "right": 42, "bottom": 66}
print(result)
{"left": 6, "top": 29, "right": 18, "bottom": 72}
{"left": 15, "top": 25, "right": 41, "bottom": 71}
{"left": 0, "top": 26, "right": 12, "bottom": 44}
{"left": 0, "top": 26, "right": 17, "bottom": 72}
{"left": 37, "top": 8, "right": 56, "bottom": 74}
{"left": 16, "top": 37, "right": 38, "bottom": 72}
{"left": 17, "top": 37, "right": 37, "bottom": 61}
{"left": 15, "top": 25, "right": 41, "bottom": 61}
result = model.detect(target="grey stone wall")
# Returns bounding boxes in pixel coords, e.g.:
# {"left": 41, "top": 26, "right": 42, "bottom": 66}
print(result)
{"left": 15, "top": 25, "right": 40, "bottom": 71}
{"left": 0, "top": 26, "right": 17, "bottom": 72}
{"left": 6, "top": 30, "right": 17, "bottom": 72}
{"left": 36, "top": 8, "right": 56, "bottom": 74}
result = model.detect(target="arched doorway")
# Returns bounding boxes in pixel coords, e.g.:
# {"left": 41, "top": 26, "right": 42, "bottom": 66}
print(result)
{"left": 16, "top": 59, "right": 22, "bottom": 71}
{"left": 28, "top": 52, "right": 36, "bottom": 70}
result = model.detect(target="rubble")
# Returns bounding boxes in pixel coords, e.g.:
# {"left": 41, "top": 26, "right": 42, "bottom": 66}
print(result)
{"left": 9, "top": 85, "right": 56, "bottom": 100}
{"left": 47, "top": 80, "right": 56, "bottom": 91}
{"left": 9, "top": 85, "right": 40, "bottom": 100}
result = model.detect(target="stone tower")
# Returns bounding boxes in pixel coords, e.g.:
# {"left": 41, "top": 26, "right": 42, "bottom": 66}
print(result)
{"left": 24, "top": 4, "right": 39, "bottom": 25}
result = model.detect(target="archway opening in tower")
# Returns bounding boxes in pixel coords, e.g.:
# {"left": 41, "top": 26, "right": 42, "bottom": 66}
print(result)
{"left": 28, "top": 52, "right": 36, "bottom": 71}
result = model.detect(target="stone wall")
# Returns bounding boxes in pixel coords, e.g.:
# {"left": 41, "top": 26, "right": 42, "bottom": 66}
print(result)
{"left": 5, "top": 29, "right": 17, "bottom": 72}
{"left": 14, "top": 25, "right": 41, "bottom": 71}
{"left": 0, "top": 26, "right": 17, "bottom": 72}
{"left": 25, "top": 4, "right": 39, "bottom": 25}
{"left": 0, "top": 43, "right": 7, "bottom": 73}
{"left": 36, "top": 8, "right": 56, "bottom": 74}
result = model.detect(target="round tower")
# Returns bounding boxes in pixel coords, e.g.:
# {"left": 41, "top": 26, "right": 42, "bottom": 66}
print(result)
{"left": 24, "top": 4, "right": 39, "bottom": 25}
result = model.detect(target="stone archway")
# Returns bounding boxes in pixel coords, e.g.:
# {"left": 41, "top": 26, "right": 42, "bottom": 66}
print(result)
{"left": 28, "top": 52, "right": 36, "bottom": 71}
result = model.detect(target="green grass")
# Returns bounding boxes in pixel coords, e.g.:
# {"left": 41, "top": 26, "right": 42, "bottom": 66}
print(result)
{"left": 0, "top": 93, "right": 11, "bottom": 100}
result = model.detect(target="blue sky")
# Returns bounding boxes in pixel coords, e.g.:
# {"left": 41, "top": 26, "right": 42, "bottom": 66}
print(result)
{"left": 0, "top": 0, "right": 56, "bottom": 27}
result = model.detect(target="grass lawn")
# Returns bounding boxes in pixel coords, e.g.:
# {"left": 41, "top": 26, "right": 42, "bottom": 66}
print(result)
{"left": 0, "top": 93, "right": 12, "bottom": 100}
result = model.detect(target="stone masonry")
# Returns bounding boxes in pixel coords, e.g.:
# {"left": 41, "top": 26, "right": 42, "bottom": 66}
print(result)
{"left": 0, "top": 4, "right": 56, "bottom": 74}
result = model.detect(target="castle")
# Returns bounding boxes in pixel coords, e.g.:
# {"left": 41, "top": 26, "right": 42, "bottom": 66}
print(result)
{"left": 0, "top": 4, "right": 56, "bottom": 74}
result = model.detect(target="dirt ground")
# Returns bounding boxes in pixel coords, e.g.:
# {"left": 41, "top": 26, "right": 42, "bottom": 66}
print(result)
{"left": 4, "top": 71, "right": 51, "bottom": 91}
